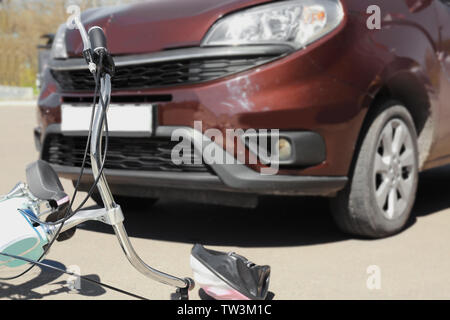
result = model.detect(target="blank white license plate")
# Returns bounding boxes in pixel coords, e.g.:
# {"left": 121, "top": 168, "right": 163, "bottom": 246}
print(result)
{"left": 61, "top": 104, "right": 153, "bottom": 136}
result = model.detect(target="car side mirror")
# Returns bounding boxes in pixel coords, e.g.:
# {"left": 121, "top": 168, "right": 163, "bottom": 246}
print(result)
{"left": 405, "top": 0, "right": 433, "bottom": 13}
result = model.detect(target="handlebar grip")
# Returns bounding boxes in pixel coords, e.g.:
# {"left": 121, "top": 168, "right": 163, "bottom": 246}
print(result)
{"left": 88, "top": 26, "right": 108, "bottom": 53}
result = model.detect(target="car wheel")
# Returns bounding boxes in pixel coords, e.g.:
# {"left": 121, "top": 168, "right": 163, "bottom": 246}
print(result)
{"left": 91, "top": 192, "right": 158, "bottom": 210}
{"left": 330, "top": 101, "right": 419, "bottom": 238}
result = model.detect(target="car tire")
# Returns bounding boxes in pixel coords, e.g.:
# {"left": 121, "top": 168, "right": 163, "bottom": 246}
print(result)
{"left": 91, "top": 192, "right": 158, "bottom": 210}
{"left": 330, "top": 101, "right": 419, "bottom": 238}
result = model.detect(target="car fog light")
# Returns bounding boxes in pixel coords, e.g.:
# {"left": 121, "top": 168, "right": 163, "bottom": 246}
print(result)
{"left": 277, "top": 138, "right": 292, "bottom": 161}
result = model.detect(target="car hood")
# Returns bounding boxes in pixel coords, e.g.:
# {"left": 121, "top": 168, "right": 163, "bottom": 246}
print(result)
{"left": 66, "top": 0, "right": 271, "bottom": 57}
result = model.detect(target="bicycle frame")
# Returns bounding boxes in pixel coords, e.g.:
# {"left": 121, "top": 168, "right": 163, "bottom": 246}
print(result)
{"left": 44, "top": 20, "right": 193, "bottom": 292}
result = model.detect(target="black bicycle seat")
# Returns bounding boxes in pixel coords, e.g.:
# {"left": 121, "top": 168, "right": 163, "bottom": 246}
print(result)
{"left": 26, "top": 160, "right": 68, "bottom": 205}
{"left": 191, "top": 244, "right": 271, "bottom": 300}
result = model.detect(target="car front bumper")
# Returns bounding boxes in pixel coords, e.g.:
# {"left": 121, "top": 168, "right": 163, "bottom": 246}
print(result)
{"left": 37, "top": 124, "right": 347, "bottom": 198}
{"left": 37, "top": 36, "right": 369, "bottom": 201}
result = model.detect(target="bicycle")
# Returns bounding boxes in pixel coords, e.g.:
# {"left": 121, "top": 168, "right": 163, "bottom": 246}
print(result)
{"left": 0, "top": 19, "right": 270, "bottom": 301}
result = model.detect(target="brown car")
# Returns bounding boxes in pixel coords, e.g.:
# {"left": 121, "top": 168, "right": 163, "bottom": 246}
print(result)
{"left": 36, "top": 0, "right": 450, "bottom": 238}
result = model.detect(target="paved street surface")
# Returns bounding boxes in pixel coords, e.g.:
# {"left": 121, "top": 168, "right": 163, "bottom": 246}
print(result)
{"left": 1, "top": 104, "right": 450, "bottom": 300}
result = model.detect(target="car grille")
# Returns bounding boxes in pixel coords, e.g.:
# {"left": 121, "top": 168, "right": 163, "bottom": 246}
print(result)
{"left": 41, "top": 134, "right": 211, "bottom": 173}
{"left": 51, "top": 56, "right": 275, "bottom": 92}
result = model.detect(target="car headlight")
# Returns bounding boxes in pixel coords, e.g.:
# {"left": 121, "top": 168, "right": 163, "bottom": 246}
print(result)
{"left": 202, "top": 0, "right": 344, "bottom": 49}
{"left": 51, "top": 24, "right": 68, "bottom": 59}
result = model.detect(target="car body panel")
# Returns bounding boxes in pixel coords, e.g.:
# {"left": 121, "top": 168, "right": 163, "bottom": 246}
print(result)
{"left": 66, "top": 0, "right": 272, "bottom": 56}
{"left": 37, "top": 0, "right": 450, "bottom": 197}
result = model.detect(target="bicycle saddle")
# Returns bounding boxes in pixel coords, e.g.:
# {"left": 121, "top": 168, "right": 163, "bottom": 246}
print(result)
{"left": 26, "top": 160, "right": 68, "bottom": 205}
{"left": 190, "top": 244, "right": 271, "bottom": 300}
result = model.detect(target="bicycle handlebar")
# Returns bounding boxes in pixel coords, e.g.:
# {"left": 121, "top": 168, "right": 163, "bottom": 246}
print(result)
{"left": 74, "top": 18, "right": 91, "bottom": 52}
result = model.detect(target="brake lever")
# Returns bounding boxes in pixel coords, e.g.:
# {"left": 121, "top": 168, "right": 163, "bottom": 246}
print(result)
{"left": 102, "top": 52, "right": 116, "bottom": 77}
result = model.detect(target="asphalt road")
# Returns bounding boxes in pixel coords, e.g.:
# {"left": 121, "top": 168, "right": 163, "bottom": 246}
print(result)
{"left": 1, "top": 104, "right": 450, "bottom": 300}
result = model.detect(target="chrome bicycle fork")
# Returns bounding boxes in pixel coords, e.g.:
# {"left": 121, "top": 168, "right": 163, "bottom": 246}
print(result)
{"left": 54, "top": 19, "right": 193, "bottom": 298}
{"left": 92, "top": 74, "right": 192, "bottom": 291}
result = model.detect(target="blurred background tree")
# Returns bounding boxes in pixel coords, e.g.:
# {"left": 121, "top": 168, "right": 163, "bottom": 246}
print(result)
{"left": 0, "top": 0, "right": 132, "bottom": 89}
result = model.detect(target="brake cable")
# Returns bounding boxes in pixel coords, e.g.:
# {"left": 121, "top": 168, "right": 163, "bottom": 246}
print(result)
{"left": 0, "top": 52, "right": 148, "bottom": 300}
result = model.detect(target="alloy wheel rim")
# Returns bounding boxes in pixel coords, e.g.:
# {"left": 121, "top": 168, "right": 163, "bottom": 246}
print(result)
{"left": 373, "top": 118, "right": 416, "bottom": 220}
